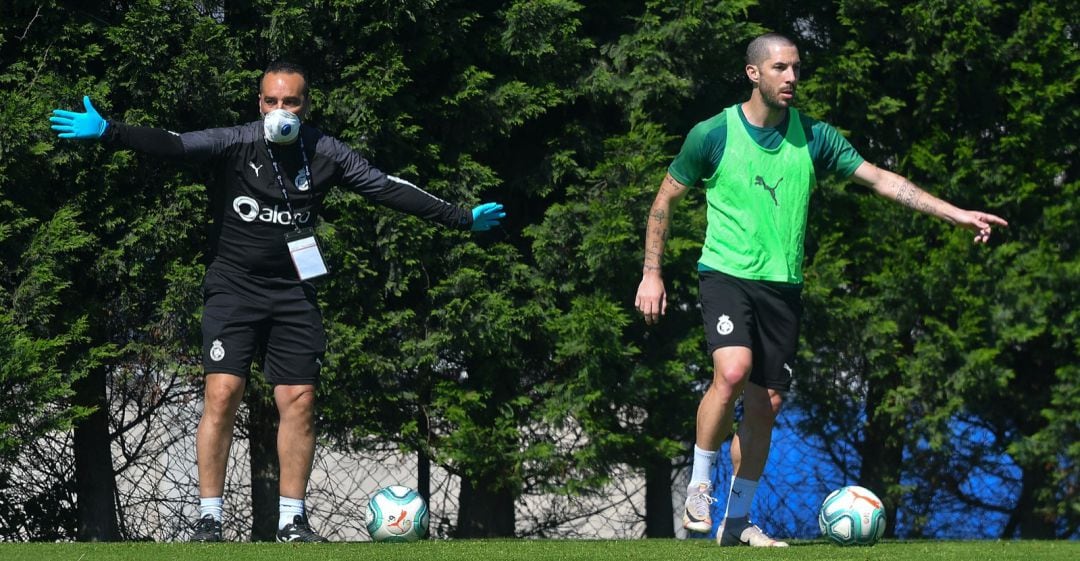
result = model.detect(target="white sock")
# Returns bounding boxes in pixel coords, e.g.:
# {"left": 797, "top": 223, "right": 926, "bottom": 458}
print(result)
{"left": 689, "top": 445, "right": 718, "bottom": 490}
{"left": 279, "top": 496, "right": 305, "bottom": 529}
{"left": 723, "top": 476, "right": 759, "bottom": 519}
{"left": 199, "top": 496, "right": 223, "bottom": 522}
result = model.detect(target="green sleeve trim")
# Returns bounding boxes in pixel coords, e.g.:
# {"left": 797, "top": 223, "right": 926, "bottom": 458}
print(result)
{"left": 804, "top": 115, "right": 864, "bottom": 178}
{"left": 669, "top": 111, "right": 727, "bottom": 187}
{"left": 667, "top": 166, "right": 696, "bottom": 187}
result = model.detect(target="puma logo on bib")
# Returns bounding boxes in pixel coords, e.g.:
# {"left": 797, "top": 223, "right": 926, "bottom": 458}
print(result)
{"left": 754, "top": 175, "right": 783, "bottom": 206}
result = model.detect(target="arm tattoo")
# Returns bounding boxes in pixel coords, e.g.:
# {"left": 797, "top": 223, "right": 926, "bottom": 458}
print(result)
{"left": 644, "top": 209, "right": 669, "bottom": 269}
{"left": 646, "top": 230, "right": 666, "bottom": 264}
{"left": 895, "top": 179, "right": 934, "bottom": 214}
{"left": 895, "top": 180, "right": 917, "bottom": 206}
{"left": 660, "top": 175, "right": 686, "bottom": 197}
{"left": 644, "top": 175, "right": 683, "bottom": 271}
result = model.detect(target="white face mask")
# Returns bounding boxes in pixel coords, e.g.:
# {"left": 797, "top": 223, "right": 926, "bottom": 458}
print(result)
{"left": 263, "top": 109, "right": 301, "bottom": 144}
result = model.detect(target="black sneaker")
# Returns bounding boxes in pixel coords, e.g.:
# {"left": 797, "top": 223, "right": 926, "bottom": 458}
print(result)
{"left": 276, "top": 514, "right": 329, "bottom": 542}
{"left": 190, "top": 514, "right": 223, "bottom": 542}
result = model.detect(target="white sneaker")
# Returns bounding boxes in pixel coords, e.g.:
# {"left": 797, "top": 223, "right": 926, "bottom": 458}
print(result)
{"left": 716, "top": 516, "right": 789, "bottom": 547}
{"left": 682, "top": 482, "right": 715, "bottom": 533}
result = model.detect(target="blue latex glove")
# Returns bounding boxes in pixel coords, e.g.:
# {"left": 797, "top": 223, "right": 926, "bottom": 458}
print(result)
{"left": 50, "top": 96, "right": 107, "bottom": 139}
{"left": 470, "top": 202, "right": 505, "bottom": 232}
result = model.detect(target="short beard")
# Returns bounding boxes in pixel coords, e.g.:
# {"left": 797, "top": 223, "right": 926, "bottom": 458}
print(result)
{"left": 761, "top": 84, "right": 793, "bottom": 110}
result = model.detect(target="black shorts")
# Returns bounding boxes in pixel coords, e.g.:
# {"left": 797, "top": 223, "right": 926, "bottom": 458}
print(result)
{"left": 699, "top": 269, "right": 803, "bottom": 391}
{"left": 201, "top": 263, "right": 326, "bottom": 385}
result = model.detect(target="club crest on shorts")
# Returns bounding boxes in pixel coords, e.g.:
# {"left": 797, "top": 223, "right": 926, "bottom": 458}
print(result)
{"left": 210, "top": 339, "right": 226, "bottom": 361}
{"left": 716, "top": 314, "right": 734, "bottom": 336}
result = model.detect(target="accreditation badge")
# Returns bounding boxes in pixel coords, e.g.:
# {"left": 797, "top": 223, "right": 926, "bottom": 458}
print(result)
{"left": 285, "top": 228, "right": 329, "bottom": 281}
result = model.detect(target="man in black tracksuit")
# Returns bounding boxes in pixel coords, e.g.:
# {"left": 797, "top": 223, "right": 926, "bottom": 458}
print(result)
{"left": 51, "top": 61, "right": 504, "bottom": 542}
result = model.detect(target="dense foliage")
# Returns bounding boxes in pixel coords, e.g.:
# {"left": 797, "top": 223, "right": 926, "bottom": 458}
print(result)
{"left": 0, "top": 0, "right": 1075, "bottom": 540}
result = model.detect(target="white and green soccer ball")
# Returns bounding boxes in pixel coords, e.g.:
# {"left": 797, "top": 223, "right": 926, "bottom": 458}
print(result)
{"left": 818, "top": 485, "right": 887, "bottom": 546}
{"left": 366, "top": 485, "right": 430, "bottom": 542}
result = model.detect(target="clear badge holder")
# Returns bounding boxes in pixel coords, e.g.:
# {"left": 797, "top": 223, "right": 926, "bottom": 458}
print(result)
{"left": 285, "top": 227, "right": 329, "bottom": 280}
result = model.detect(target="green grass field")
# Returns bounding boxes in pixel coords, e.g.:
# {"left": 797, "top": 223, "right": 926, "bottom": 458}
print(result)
{"left": 2, "top": 539, "right": 1076, "bottom": 561}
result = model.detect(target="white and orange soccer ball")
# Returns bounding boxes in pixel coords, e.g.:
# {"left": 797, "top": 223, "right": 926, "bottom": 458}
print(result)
{"left": 366, "top": 485, "right": 430, "bottom": 542}
{"left": 818, "top": 485, "right": 887, "bottom": 546}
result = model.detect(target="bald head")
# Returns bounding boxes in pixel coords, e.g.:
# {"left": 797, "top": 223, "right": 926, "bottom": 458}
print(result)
{"left": 746, "top": 33, "right": 797, "bottom": 66}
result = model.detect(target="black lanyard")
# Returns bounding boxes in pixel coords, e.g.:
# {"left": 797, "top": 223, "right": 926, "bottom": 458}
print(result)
{"left": 263, "top": 135, "right": 313, "bottom": 232}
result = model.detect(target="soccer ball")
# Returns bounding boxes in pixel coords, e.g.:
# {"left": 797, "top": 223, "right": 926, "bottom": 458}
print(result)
{"left": 818, "top": 485, "right": 886, "bottom": 546}
{"left": 366, "top": 485, "right": 429, "bottom": 542}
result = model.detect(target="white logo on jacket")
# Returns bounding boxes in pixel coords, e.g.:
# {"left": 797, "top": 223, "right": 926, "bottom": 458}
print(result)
{"left": 232, "top": 196, "right": 311, "bottom": 226}
{"left": 295, "top": 168, "right": 310, "bottom": 191}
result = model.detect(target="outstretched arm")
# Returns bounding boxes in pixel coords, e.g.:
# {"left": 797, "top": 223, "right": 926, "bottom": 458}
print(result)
{"left": 850, "top": 162, "right": 1008, "bottom": 244}
{"left": 51, "top": 95, "right": 188, "bottom": 158}
{"left": 469, "top": 202, "right": 505, "bottom": 232}
{"left": 50, "top": 96, "right": 108, "bottom": 139}
{"left": 635, "top": 173, "right": 689, "bottom": 325}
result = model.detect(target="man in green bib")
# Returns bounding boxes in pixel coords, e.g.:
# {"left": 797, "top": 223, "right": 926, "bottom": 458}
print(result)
{"left": 634, "top": 32, "right": 1008, "bottom": 547}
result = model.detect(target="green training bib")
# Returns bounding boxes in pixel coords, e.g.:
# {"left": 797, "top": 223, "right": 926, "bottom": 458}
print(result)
{"left": 698, "top": 105, "right": 815, "bottom": 284}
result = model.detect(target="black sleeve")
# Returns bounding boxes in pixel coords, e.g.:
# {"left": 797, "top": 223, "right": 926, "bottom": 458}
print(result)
{"left": 103, "top": 121, "right": 246, "bottom": 162}
{"left": 103, "top": 121, "right": 185, "bottom": 158}
{"left": 378, "top": 175, "right": 474, "bottom": 230}
{"left": 331, "top": 138, "right": 473, "bottom": 230}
